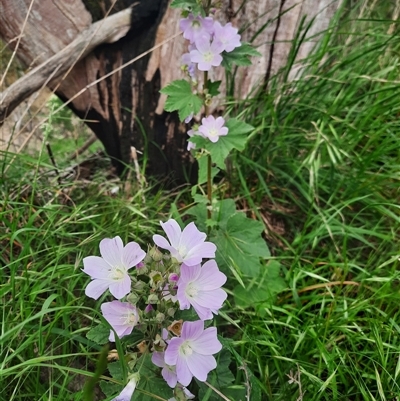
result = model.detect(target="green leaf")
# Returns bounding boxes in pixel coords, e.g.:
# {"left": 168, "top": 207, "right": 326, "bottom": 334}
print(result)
{"left": 160, "top": 79, "right": 202, "bottom": 121}
{"left": 222, "top": 43, "right": 262, "bottom": 71}
{"left": 99, "top": 380, "right": 121, "bottom": 398}
{"left": 170, "top": 0, "right": 203, "bottom": 15}
{"left": 207, "top": 80, "right": 221, "bottom": 96}
{"left": 234, "top": 260, "right": 287, "bottom": 309}
{"left": 132, "top": 353, "right": 172, "bottom": 401}
{"left": 108, "top": 361, "right": 124, "bottom": 381}
{"left": 213, "top": 213, "right": 270, "bottom": 276}
{"left": 186, "top": 199, "right": 237, "bottom": 232}
{"left": 86, "top": 324, "right": 110, "bottom": 345}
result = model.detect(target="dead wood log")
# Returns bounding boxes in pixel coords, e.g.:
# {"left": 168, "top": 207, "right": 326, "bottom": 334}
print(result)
{"left": 0, "top": 0, "right": 342, "bottom": 180}
{"left": 0, "top": 7, "right": 133, "bottom": 126}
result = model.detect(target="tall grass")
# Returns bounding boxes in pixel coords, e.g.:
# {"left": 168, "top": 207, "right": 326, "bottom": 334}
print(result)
{"left": 225, "top": 1, "right": 400, "bottom": 399}
{"left": 0, "top": 146, "right": 170, "bottom": 400}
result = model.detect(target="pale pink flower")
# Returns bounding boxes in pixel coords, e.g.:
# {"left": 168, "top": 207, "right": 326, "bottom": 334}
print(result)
{"left": 153, "top": 219, "right": 216, "bottom": 266}
{"left": 180, "top": 15, "right": 214, "bottom": 43}
{"left": 177, "top": 260, "right": 227, "bottom": 320}
{"left": 213, "top": 21, "right": 241, "bottom": 52}
{"left": 190, "top": 36, "right": 224, "bottom": 71}
{"left": 101, "top": 301, "right": 139, "bottom": 342}
{"left": 198, "top": 115, "right": 228, "bottom": 143}
{"left": 164, "top": 320, "right": 222, "bottom": 386}
{"left": 152, "top": 351, "right": 178, "bottom": 388}
{"left": 83, "top": 236, "right": 146, "bottom": 300}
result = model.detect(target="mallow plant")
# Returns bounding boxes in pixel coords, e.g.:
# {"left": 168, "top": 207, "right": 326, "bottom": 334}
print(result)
{"left": 83, "top": 1, "right": 276, "bottom": 400}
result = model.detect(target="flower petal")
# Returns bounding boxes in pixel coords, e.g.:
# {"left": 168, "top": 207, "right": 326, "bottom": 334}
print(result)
{"left": 186, "top": 353, "right": 216, "bottom": 382}
{"left": 152, "top": 352, "right": 165, "bottom": 368}
{"left": 82, "top": 256, "right": 112, "bottom": 279}
{"left": 99, "top": 237, "right": 124, "bottom": 266}
{"left": 176, "top": 355, "right": 193, "bottom": 386}
{"left": 181, "top": 320, "right": 204, "bottom": 340}
{"left": 190, "top": 327, "right": 222, "bottom": 355}
{"left": 195, "top": 288, "right": 227, "bottom": 311}
{"left": 189, "top": 299, "right": 213, "bottom": 320}
{"left": 180, "top": 222, "right": 206, "bottom": 250}
{"left": 184, "top": 242, "right": 216, "bottom": 265}
{"left": 195, "top": 260, "right": 226, "bottom": 290}
{"left": 165, "top": 337, "right": 183, "bottom": 366}
{"left": 85, "top": 279, "right": 110, "bottom": 300}
{"left": 160, "top": 220, "right": 182, "bottom": 248}
{"left": 162, "top": 366, "right": 178, "bottom": 388}
{"left": 153, "top": 234, "right": 171, "bottom": 250}
{"left": 122, "top": 242, "right": 146, "bottom": 269}
{"left": 109, "top": 274, "right": 131, "bottom": 299}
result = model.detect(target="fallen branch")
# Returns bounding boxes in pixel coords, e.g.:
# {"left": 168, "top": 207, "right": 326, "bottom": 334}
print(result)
{"left": 0, "top": 7, "right": 133, "bottom": 126}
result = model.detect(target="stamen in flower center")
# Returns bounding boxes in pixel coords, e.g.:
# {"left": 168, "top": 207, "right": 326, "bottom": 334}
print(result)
{"left": 186, "top": 282, "right": 198, "bottom": 299}
{"left": 111, "top": 266, "right": 125, "bottom": 280}
{"left": 191, "top": 20, "right": 201, "bottom": 29}
{"left": 124, "top": 311, "right": 137, "bottom": 325}
{"left": 178, "top": 244, "right": 187, "bottom": 258}
{"left": 203, "top": 51, "right": 213, "bottom": 62}
{"left": 208, "top": 128, "right": 218, "bottom": 137}
{"left": 181, "top": 340, "right": 193, "bottom": 356}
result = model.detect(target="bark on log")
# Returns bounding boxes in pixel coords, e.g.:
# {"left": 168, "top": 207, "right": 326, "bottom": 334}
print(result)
{"left": 0, "top": 7, "right": 132, "bottom": 125}
{"left": 0, "top": 0, "right": 342, "bottom": 180}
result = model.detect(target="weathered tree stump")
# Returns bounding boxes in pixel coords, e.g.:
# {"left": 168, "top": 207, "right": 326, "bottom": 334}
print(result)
{"left": 0, "top": 0, "right": 341, "bottom": 180}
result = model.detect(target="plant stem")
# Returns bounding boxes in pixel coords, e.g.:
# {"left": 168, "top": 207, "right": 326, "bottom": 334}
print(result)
{"left": 207, "top": 153, "right": 212, "bottom": 221}
{"left": 203, "top": 71, "right": 212, "bottom": 223}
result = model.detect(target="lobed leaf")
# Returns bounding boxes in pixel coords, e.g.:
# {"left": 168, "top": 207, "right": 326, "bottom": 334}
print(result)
{"left": 160, "top": 79, "right": 203, "bottom": 121}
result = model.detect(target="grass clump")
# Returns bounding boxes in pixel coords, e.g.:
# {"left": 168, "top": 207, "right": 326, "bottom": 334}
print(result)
{"left": 0, "top": 148, "right": 169, "bottom": 400}
{"left": 225, "top": 3, "right": 400, "bottom": 400}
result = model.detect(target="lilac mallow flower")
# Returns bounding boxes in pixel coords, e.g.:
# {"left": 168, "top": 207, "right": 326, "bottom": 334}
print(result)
{"left": 177, "top": 260, "right": 227, "bottom": 320}
{"left": 111, "top": 374, "right": 139, "bottom": 401}
{"left": 180, "top": 15, "right": 214, "bottom": 43}
{"left": 153, "top": 219, "right": 216, "bottom": 266}
{"left": 152, "top": 351, "right": 178, "bottom": 388}
{"left": 190, "top": 36, "right": 224, "bottom": 71}
{"left": 198, "top": 115, "right": 228, "bottom": 143}
{"left": 83, "top": 236, "right": 146, "bottom": 300}
{"left": 101, "top": 301, "right": 139, "bottom": 342}
{"left": 164, "top": 320, "right": 222, "bottom": 386}
{"left": 213, "top": 21, "right": 241, "bottom": 52}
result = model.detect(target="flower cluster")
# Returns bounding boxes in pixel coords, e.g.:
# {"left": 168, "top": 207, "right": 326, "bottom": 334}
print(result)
{"left": 179, "top": 13, "right": 239, "bottom": 150}
{"left": 180, "top": 14, "right": 241, "bottom": 73}
{"left": 82, "top": 219, "right": 227, "bottom": 400}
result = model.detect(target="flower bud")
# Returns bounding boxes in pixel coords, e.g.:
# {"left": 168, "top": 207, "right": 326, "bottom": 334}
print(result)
{"left": 144, "top": 304, "right": 154, "bottom": 314}
{"left": 149, "top": 246, "right": 163, "bottom": 262}
{"left": 156, "top": 312, "right": 165, "bottom": 323}
{"left": 149, "top": 271, "right": 163, "bottom": 287}
{"left": 147, "top": 293, "right": 159, "bottom": 304}
{"left": 126, "top": 292, "right": 140, "bottom": 305}
{"left": 167, "top": 307, "right": 176, "bottom": 317}
{"left": 152, "top": 333, "right": 166, "bottom": 351}
{"left": 132, "top": 280, "right": 146, "bottom": 291}
{"left": 168, "top": 273, "right": 179, "bottom": 283}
